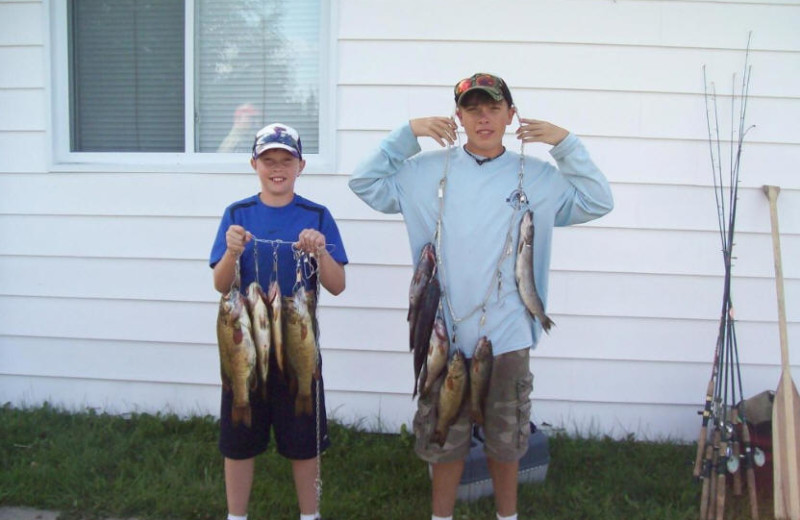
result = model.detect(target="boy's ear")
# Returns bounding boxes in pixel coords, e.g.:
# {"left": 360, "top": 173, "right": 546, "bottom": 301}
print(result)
{"left": 250, "top": 157, "right": 257, "bottom": 170}
{"left": 297, "top": 159, "right": 307, "bottom": 175}
{"left": 506, "top": 104, "right": 516, "bottom": 125}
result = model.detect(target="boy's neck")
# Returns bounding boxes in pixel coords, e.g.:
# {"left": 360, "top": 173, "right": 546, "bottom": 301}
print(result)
{"left": 464, "top": 142, "right": 505, "bottom": 160}
{"left": 259, "top": 192, "right": 294, "bottom": 207}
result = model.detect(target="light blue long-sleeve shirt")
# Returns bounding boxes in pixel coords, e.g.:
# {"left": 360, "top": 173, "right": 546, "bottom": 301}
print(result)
{"left": 349, "top": 123, "right": 613, "bottom": 357}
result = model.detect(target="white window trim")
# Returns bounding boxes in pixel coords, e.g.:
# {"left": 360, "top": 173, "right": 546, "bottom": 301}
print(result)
{"left": 46, "top": 0, "right": 336, "bottom": 175}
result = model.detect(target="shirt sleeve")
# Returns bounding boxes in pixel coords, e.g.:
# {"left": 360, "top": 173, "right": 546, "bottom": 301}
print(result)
{"left": 321, "top": 208, "right": 349, "bottom": 265}
{"left": 348, "top": 123, "right": 422, "bottom": 214}
{"left": 548, "top": 133, "right": 614, "bottom": 226}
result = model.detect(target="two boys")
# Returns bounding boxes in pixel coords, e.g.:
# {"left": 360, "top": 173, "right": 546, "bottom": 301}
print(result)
{"left": 210, "top": 72, "right": 613, "bottom": 520}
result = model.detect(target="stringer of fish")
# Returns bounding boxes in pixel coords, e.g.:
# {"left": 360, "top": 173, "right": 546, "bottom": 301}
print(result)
{"left": 515, "top": 209, "right": 554, "bottom": 332}
{"left": 216, "top": 289, "right": 258, "bottom": 428}
{"left": 431, "top": 349, "right": 468, "bottom": 447}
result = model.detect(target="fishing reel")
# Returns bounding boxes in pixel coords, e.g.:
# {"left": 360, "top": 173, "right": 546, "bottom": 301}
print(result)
{"left": 725, "top": 445, "right": 766, "bottom": 473}
{"left": 719, "top": 420, "right": 766, "bottom": 474}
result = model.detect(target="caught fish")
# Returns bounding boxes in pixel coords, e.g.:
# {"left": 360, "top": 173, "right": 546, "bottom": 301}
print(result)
{"left": 469, "top": 336, "right": 493, "bottom": 426}
{"left": 419, "top": 317, "right": 450, "bottom": 398}
{"left": 412, "top": 277, "right": 440, "bottom": 398}
{"left": 245, "top": 282, "right": 271, "bottom": 400}
{"left": 216, "top": 289, "right": 257, "bottom": 427}
{"left": 409, "top": 243, "right": 437, "bottom": 351}
{"left": 432, "top": 349, "right": 468, "bottom": 447}
{"left": 284, "top": 286, "right": 319, "bottom": 416}
{"left": 515, "top": 209, "right": 554, "bottom": 332}
{"left": 267, "top": 280, "right": 285, "bottom": 377}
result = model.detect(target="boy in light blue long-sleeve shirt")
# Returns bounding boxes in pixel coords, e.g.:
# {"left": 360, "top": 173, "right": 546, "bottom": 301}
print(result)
{"left": 349, "top": 73, "right": 613, "bottom": 520}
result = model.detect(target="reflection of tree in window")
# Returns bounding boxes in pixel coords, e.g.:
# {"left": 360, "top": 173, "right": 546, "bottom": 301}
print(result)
{"left": 198, "top": 0, "right": 320, "bottom": 154}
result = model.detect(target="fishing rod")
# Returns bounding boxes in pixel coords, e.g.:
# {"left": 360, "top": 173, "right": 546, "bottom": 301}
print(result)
{"left": 695, "top": 33, "right": 761, "bottom": 520}
{"left": 692, "top": 69, "right": 728, "bottom": 484}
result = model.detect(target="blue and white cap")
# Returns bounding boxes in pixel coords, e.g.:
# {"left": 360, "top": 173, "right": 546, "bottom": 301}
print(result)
{"left": 252, "top": 123, "right": 303, "bottom": 160}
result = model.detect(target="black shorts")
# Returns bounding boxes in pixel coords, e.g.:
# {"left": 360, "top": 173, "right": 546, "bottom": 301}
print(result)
{"left": 218, "top": 354, "right": 330, "bottom": 461}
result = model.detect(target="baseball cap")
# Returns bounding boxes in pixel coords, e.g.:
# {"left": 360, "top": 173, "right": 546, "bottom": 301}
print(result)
{"left": 453, "top": 73, "right": 514, "bottom": 107}
{"left": 252, "top": 123, "right": 303, "bottom": 160}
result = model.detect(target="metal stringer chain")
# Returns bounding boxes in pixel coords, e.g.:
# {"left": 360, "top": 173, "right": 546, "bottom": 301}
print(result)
{"left": 290, "top": 246, "right": 324, "bottom": 510}
{"left": 311, "top": 252, "right": 323, "bottom": 511}
{"left": 252, "top": 237, "right": 260, "bottom": 287}
{"left": 434, "top": 109, "right": 529, "bottom": 344}
{"left": 251, "top": 235, "right": 325, "bottom": 509}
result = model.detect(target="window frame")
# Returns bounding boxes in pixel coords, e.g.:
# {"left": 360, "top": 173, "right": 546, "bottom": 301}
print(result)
{"left": 48, "top": 0, "right": 336, "bottom": 174}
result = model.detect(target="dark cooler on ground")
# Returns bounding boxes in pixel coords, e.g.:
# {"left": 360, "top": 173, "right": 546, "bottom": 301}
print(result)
{"left": 430, "top": 422, "right": 550, "bottom": 502}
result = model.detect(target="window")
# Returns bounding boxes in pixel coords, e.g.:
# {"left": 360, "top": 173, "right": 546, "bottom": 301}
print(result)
{"left": 195, "top": 1, "right": 321, "bottom": 154}
{"left": 55, "top": 0, "right": 328, "bottom": 167}
{"left": 69, "top": 1, "right": 185, "bottom": 152}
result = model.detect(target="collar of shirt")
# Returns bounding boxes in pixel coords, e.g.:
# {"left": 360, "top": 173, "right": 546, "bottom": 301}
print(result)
{"left": 462, "top": 145, "right": 506, "bottom": 166}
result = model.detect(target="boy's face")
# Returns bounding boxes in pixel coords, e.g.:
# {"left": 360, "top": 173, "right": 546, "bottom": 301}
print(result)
{"left": 250, "top": 148, "right": 305, "bottom": 204}
{"left": 456, "top": 96, "right": 515, "bottom": 157}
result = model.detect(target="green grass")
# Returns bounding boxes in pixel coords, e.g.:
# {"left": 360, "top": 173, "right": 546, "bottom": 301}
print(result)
{"left": 0, "top": 403, "right": 773, "bottom": 520}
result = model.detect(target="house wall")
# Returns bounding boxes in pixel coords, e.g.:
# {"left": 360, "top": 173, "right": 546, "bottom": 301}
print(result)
{"left": 1, "top": 0, "right": 798, "bottom": 441}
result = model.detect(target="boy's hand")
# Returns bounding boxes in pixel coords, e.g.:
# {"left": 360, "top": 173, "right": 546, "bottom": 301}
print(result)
{"left": 225, "top": 225, "right": 251, "bottom": 256}
{"left": 410, "top": 117, "right": 458, "bottom": 147}
{"left": 516, "top": 118, "right": 569, "bottom": 146}
{"left": 295, "top": 229, "right": 328, "bottom": 257}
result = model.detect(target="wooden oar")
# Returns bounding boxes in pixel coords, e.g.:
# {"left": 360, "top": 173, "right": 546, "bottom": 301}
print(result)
{"left": 763, "top": 185, "right": 800, "bottom": 520}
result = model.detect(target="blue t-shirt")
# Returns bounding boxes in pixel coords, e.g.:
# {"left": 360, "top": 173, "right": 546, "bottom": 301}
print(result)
{"left": 210, "top": 193, "right": 348, "bottom": 296}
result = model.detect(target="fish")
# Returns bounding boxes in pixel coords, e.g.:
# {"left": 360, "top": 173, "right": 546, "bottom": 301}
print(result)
{"left": 515, "top": 209, "right": 554, "bottom": 332}
{"left": 412, "top": 277, "right": 440, "bottom": 398}
{"left": 267, "top": 280, "right": 285, "bottom": 378}
{"left": 245, "top": 281, "right": 271, "bottom": 400}
{"left": 419, "top": 316, "right": 450, "bottom": 398}
{"left": 469, "top": 336, "right": 494, "bottom": 426}
{"left": 216, "top": 289, "right": 257, "bottom": 427}
{"left": 409, "top": 243, "right": 437, "bottom": 351}
{"left": 431, "top": 349, "right": 468, "bottom": 447}
{"left": 283, "top": 286, "right": 318, "bottom": 416}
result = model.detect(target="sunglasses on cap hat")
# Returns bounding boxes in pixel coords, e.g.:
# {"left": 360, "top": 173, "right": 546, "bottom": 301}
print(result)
{"left": 453, "top": 73, "right": 513, "bottom": 105}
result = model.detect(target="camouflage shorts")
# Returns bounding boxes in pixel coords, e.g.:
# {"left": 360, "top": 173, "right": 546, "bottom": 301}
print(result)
{"left": 413, "top": 348, "right": 534, "bottom": 464}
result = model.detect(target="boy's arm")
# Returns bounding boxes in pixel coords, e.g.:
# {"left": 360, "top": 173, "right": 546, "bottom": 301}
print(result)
{"left": 549, "top": 133, "right": 614, "bottom": 226}
{"left": 409, "top": 117, "right": 457, "bottom": 147}
{"left": 213, "top": 251, "right": 235, "bottom": 294}
{"left": 295, "top": 228, "right": 346, "bottom": 296}
{"left": 516, "top": 118, "right": 613, "bottom": 225}
{"left": 349, "top": 123, "right": 419, "bottom": 213}
{"left": 349, "top": 118, "right": 453, "bottom": 213}
{"left": 516, "top": 118, "right": 569, "bottom": 146}
{"left": 212, "top": 225, "right": 250, "bottom": 293}
{"left": 315, "top": 249, "right": 346, "bottom": 296}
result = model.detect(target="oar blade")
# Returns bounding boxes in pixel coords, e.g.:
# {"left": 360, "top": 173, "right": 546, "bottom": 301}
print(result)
{"left": 772, "top": 372, "right": 800, "bottom": 519}
{"left": 763, "top": 184, "right": 800, "bottom": 520}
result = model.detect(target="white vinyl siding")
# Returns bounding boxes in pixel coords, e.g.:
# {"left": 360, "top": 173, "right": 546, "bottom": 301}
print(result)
{"left": 0, "top": 0, "right": 798, "bottom": 441}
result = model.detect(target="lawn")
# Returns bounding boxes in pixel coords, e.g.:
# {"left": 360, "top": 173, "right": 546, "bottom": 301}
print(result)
{"left": 0, "top": 403, "right": 772, "bottom": 520}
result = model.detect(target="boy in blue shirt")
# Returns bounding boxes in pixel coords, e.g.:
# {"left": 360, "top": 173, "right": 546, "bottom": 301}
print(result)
{"left": 210, "top": 123, "right": 348, "bottom": 520}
